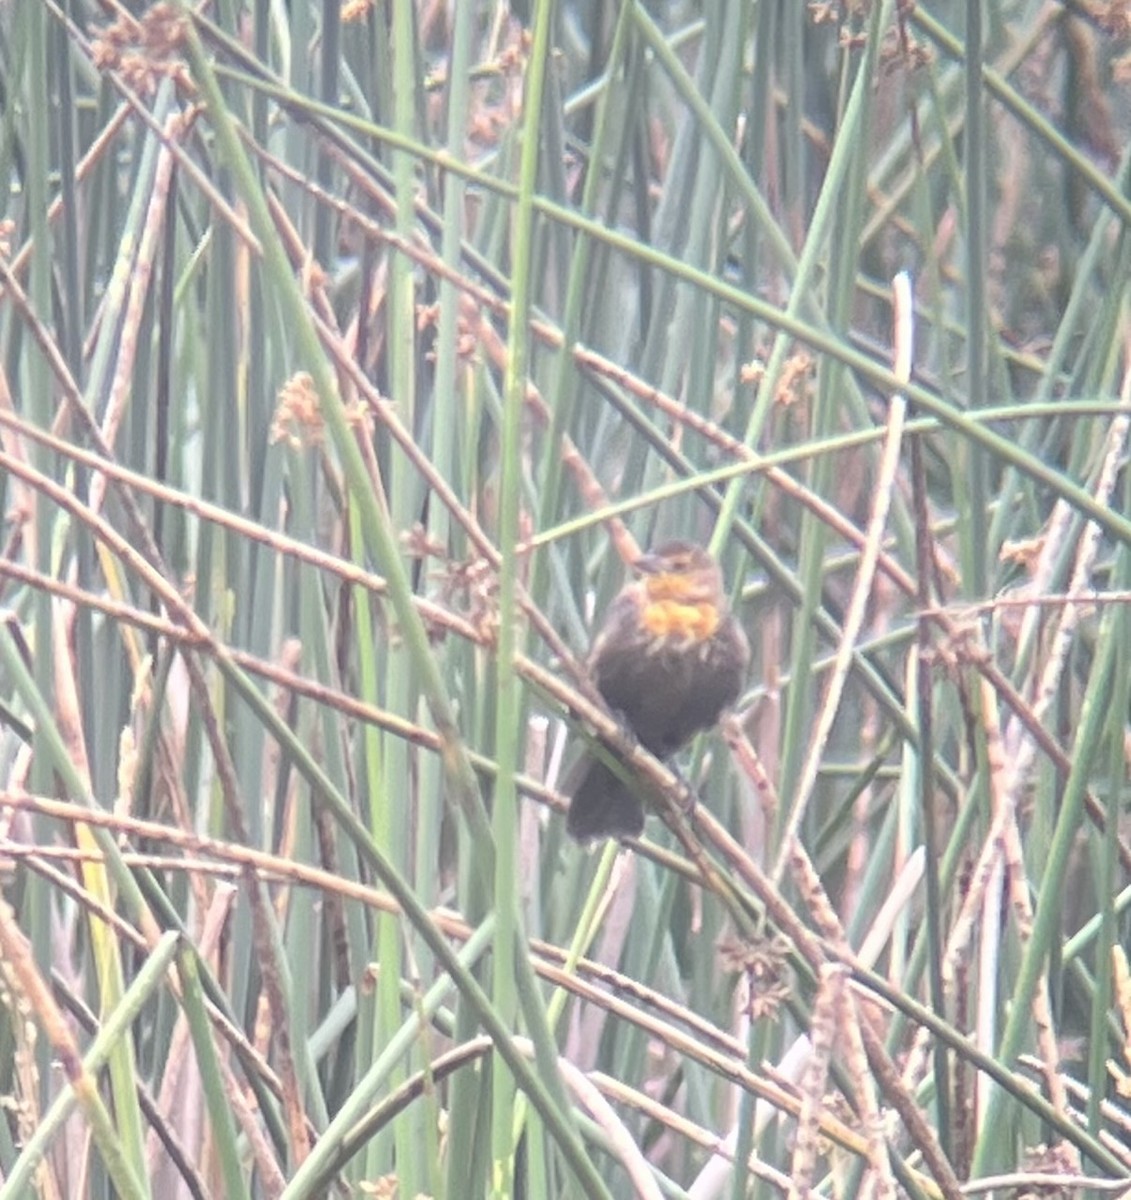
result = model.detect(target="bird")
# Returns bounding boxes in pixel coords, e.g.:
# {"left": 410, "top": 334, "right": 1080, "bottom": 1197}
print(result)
{"left": 565, "top": 540, "right": 750, "bottom": 841}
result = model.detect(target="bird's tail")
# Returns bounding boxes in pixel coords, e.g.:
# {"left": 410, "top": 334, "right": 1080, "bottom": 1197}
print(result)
{"left": 565, "top": 756, "right": 644, "bottom": 842}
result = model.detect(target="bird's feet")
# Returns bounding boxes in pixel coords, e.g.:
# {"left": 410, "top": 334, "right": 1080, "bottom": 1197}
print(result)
{"left": 608, "top": 708, "right": 640, "bottom": 752}
{"left": 667, "top": 762, "right": 699, "bottom": 818}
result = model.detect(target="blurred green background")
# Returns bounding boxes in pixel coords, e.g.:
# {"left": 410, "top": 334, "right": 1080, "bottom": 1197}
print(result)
{"left": 0, "top": 1, "right": 1130, "bottom": 1197}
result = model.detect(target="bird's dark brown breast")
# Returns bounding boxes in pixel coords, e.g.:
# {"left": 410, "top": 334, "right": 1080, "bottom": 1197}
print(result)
{"left": 589, "top": 600, "right": 748, "bottom": 757}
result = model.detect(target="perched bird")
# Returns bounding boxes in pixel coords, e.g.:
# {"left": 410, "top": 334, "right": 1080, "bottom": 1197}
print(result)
{"left": 566, "top": 540, "right": 750, "bottom": 841}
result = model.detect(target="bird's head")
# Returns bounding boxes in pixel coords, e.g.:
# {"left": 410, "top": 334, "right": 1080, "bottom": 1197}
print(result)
{"left": 634, "top": 540, "right": 725, "bottom": 610}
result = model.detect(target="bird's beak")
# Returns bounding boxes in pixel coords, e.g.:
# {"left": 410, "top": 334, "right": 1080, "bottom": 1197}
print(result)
{"left": 632, "top": 552, "right": 665, "bottom": 575}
